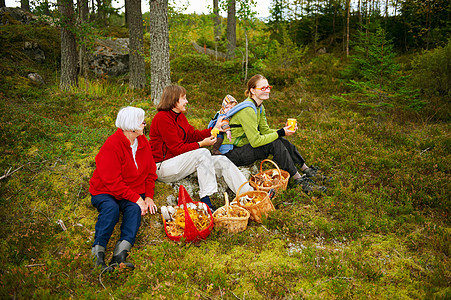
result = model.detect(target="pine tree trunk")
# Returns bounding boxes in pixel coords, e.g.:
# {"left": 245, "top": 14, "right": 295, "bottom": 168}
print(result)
{"left": 150, "top": 0, "right": 171, "bottom": 105}
{"left": 78, "top": 0, "right": 89, "bottom": 78}
{"left": 43, "top": 0, "right": 50, "bottom": 15}
{"left": 21, "top": 0, "right": 29, "bottom": 11}
{"left": 128, "top": 0, "right": 146, "bottom": 89}
{"left": 346, "top": 0, "right": 351, "bottom": 57}
{"left": 213, "top": 0, "right": 220, "bottom": 41}
{"left": 226, "top": 0, "right": 236, "bottom": 59}
{"left": 59, "top": 0, "right": 78, "bottom": 91}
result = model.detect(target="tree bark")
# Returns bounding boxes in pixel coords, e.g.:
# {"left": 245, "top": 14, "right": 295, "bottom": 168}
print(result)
{"left": 128, "top": 0, "right": 146, "bottom": 89}
{"left": 213, "top": 0, "right": 220, "bottom": 41}
{"left": 78, "top": 0, "right": 89, "bottom": 78}
{"left": 0, "top": 0, "right": 5, "bottom": 8}
{"left": 150, "top": 0, "right": 171, "bottom": 105}
{"left": 226, "top": 0, "right": 236, "bottom": 59}
{"left": 346, "top": 0, "right": 351, "bottom": 57}
{"left": 59, "top": 0, "right": 78, "bottom": 91}
{"left": 21, "top": 0, "right": 29, "bottom": 11}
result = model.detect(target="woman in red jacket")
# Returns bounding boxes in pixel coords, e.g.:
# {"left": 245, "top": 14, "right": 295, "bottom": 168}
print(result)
{"left": 149, "top": 85, "right": 251, "bottom": 211}
{"left": 89, "top": 106, "right": 158, "bottom": 271}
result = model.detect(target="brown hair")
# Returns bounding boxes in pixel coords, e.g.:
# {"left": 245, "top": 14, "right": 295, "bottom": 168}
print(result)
{"left": 157, "top": 85, "right": 186, "bottom": 111}
{"left": 245, "top": 74, "right": 267, "bottom": 98}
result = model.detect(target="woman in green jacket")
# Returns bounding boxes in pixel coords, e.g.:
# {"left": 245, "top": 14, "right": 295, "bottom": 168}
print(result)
{"left": 223, "top": 74, "right": 325, "bottom": 192}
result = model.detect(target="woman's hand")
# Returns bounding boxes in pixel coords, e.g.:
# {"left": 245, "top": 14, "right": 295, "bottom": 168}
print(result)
{"left": 215, "top": 116, "right": 226, "bottom": 132}
{"left": 283, "top": 124, "right": 297, "bottom": 136}
{"left": 136, "top": 197, "right": 149, "bottom": 215}
{"left": 199, "top": 136, "right": 216, "bottom": 147}
{"left": 145, "top": 197, "right": 157, "bottom": 214}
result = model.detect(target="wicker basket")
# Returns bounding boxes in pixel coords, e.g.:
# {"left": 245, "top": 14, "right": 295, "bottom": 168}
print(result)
{"left": 250, "top": 159, "right": 290, "bottom": 193}
{"left": 213, "top": 193, "right": 250, "bottom": 233}
{"left": 234, "top": 181, "right": 275, "bottom": 223}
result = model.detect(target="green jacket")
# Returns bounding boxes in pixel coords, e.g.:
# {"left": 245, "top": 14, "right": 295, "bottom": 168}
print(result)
{"left": 223, "top": 98, "right": 279, "bottom": 148}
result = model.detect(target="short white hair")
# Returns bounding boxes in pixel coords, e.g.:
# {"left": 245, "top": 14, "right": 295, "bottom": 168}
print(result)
{"left": 115, "top": 106, "right": 145, "bottom": 131}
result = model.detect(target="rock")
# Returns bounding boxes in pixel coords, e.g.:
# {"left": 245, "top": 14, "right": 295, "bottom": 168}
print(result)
{"left": 23, "top": 41, "right": 46, "bottom": 63}
{"left": 89, "top": 38, "right": 129, "bottom": 76}
{"left": 317, "top": 47, "right": 327, "bottom": 54}
{"left": 0, "top": 7, "right": 35, "bottom": 25}
{"left": 27, "top": 72, "right": 44, "bottom": 84}
{"left": 0, "top": 7, "right": 57, "bottom": 26}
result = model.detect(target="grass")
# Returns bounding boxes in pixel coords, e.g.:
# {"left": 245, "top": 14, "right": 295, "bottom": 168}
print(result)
{"left": 0, "top": 23, "right": 450, "bottom": 299}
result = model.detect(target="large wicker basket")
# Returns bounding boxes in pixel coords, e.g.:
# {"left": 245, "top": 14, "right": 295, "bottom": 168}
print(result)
{"left": 234, "top": 181, "right": 275, "bottom": 223}
{"left": 213, "top": 193, "right": 250, "bottom": 233}
{"left": 250, "top": 159, "right": 290, "bottom": 193}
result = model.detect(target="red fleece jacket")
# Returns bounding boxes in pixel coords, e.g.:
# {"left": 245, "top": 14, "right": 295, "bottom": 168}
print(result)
{"left": 149, "top": 110, "right": 211, "bottom": 162}
{"left": 89, "top": 128, "right": 157, "bottom": 202}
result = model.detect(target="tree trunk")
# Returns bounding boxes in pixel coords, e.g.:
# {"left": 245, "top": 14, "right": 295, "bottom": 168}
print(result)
{"left": 78, "top": 0, "right": 89, "bottom": 78}
{"left": 42, "top": 0, "right": 51, "bottom": 15}
{"left": 226, "top": 0, "right": 236, "bottom": 59}
{"left": 125, "top": 0, "right": 128, "bottom": 25}
{"left": 213, "top": 0, "right": 220, "bottom": 41}
{"left": 150, "top": 0, "right": 171, "bottom": 105}
{"left": 128, "top": 0, "right": 146, "bottom": 89}
{"left": 0, "top": 0, "right": 5, "bottom": 8}
{"left": 346, "top": 0, "right": 351, "bottom": 57}
{"left": 244, "top": 29, "right": 248, "bottom": 81}
{"left": 21, "top": 0, "right": 29, "bottom": 11}
{"left": 59, "top": 0, "right": 78, "bottom": 91}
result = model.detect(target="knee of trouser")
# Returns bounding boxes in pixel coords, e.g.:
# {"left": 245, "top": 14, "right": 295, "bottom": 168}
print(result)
{"left": 196, "top": 148, "right": 213, "bottom": 162}
{"left": 128, "top": 202, "right": 142, "bottom": 216}
{"left": 100, "top": 202, "right": 120, "bottom": 221}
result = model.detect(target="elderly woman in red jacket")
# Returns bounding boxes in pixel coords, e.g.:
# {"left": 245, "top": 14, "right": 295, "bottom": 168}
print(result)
{"left": 89, "top": 106, "right": 157, "bottom": 271}
{"left": 149, "top": 85, "right": 251, "bottom": 211}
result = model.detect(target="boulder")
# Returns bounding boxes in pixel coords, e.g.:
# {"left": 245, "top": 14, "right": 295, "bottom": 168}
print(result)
{"left": 27, "top": 72, "right": 44, "bottom": 84}
{"left": 23, "top": 41, "right": 46, "bottom": 63}
{"left": 89, "top": 38, "right": 129, "bottom": 76}
{"left": 0, "top": 7, "right": 35, "bottom": 25}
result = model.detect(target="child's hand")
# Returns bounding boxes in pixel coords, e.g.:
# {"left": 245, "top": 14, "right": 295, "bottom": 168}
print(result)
{"left": 226, "top": 130, "right": 232, "bottom": 142}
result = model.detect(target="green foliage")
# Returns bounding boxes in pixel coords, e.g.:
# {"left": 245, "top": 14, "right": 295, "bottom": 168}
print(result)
{"left": 263, "top": 26, "right": 308, "bottom": 86}
{"left": 409, "top": 40, "right": 451, "bottom": 97}
{"left": 338, "top": 23, "right": 424, "bottom": 114}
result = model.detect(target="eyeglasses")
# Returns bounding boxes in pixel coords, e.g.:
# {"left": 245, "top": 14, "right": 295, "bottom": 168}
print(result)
{"left": 254, "top": 85, "right": 273, "bottom": 91}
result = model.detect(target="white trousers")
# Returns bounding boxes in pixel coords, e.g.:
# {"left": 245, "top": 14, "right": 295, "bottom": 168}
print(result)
{"left": 156, "top": 148, "right": 252, "bottom": 198}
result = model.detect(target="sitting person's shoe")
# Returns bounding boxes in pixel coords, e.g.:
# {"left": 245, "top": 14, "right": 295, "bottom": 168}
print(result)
{"left": 293, "top": 175, "right": 327, "bottom": 193}
{"left": 303, "top": 165, "right": 319, "bottom": 177}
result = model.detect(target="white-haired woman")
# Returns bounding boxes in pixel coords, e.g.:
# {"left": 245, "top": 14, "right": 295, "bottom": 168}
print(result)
{"left": 89, "top": 106, "right": 157, "bottom": 271}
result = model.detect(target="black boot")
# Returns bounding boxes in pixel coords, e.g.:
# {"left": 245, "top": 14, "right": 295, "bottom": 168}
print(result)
{"left": 200, "top": 195, "right": 216, "bottom": 213}
{"left": 91, "top": 245, "right": 113, "bottom": 272}
{"left": 211, "top": 136, "right": 224, "bottom": 155}
{"left": 109, "top": 240, "right": 135, "bottom": 270}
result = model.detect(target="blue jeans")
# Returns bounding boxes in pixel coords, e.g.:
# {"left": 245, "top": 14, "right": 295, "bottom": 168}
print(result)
{"left": 91, "top": 193, "right": 143, "bottom": 248}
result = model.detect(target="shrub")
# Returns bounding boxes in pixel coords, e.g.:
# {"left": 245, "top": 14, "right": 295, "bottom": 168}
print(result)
{"left": 409, "top": 40, "right": 451, "bottom": 97}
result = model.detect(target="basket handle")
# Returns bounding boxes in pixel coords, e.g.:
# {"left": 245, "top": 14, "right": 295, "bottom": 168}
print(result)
{"left": 224, "top": 192, "right": 230, "bottom": 216}
{"left": 236, "top": 180, "right": 259, "bottom": 197}
{"left": 260, "top": 159, "right": 282, "bottom": 178}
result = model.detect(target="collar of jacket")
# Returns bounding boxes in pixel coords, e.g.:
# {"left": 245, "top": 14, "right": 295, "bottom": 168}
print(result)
{"left": 115, "top": 128, "right": 146, "bottom": 149}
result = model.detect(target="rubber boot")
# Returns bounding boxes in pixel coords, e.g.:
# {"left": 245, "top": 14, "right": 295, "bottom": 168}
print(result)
{"left": 200, "top": 196, "right": 216, "bottom": 213}
{"left": 91, "top": 245, "right": 113, "bottom": 272}
{"left": 109, "top": 240, "right": 135, "bottom": 270}
{"left": 211, "top": 136, "right": 224, "bottom": 155}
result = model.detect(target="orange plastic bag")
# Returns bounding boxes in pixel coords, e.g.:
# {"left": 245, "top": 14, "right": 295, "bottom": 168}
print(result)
{"left": 163, "top": 185, "right": 214, "bottom": 242}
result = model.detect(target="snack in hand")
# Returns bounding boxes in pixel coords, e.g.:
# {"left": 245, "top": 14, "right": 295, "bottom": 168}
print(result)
{"left": 211, "top": 128, "right": 219, "bottom": 137}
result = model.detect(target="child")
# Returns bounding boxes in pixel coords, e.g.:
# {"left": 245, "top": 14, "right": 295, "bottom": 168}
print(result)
{"left": 208, "top": 95, "right": 238, "bottom": 155}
